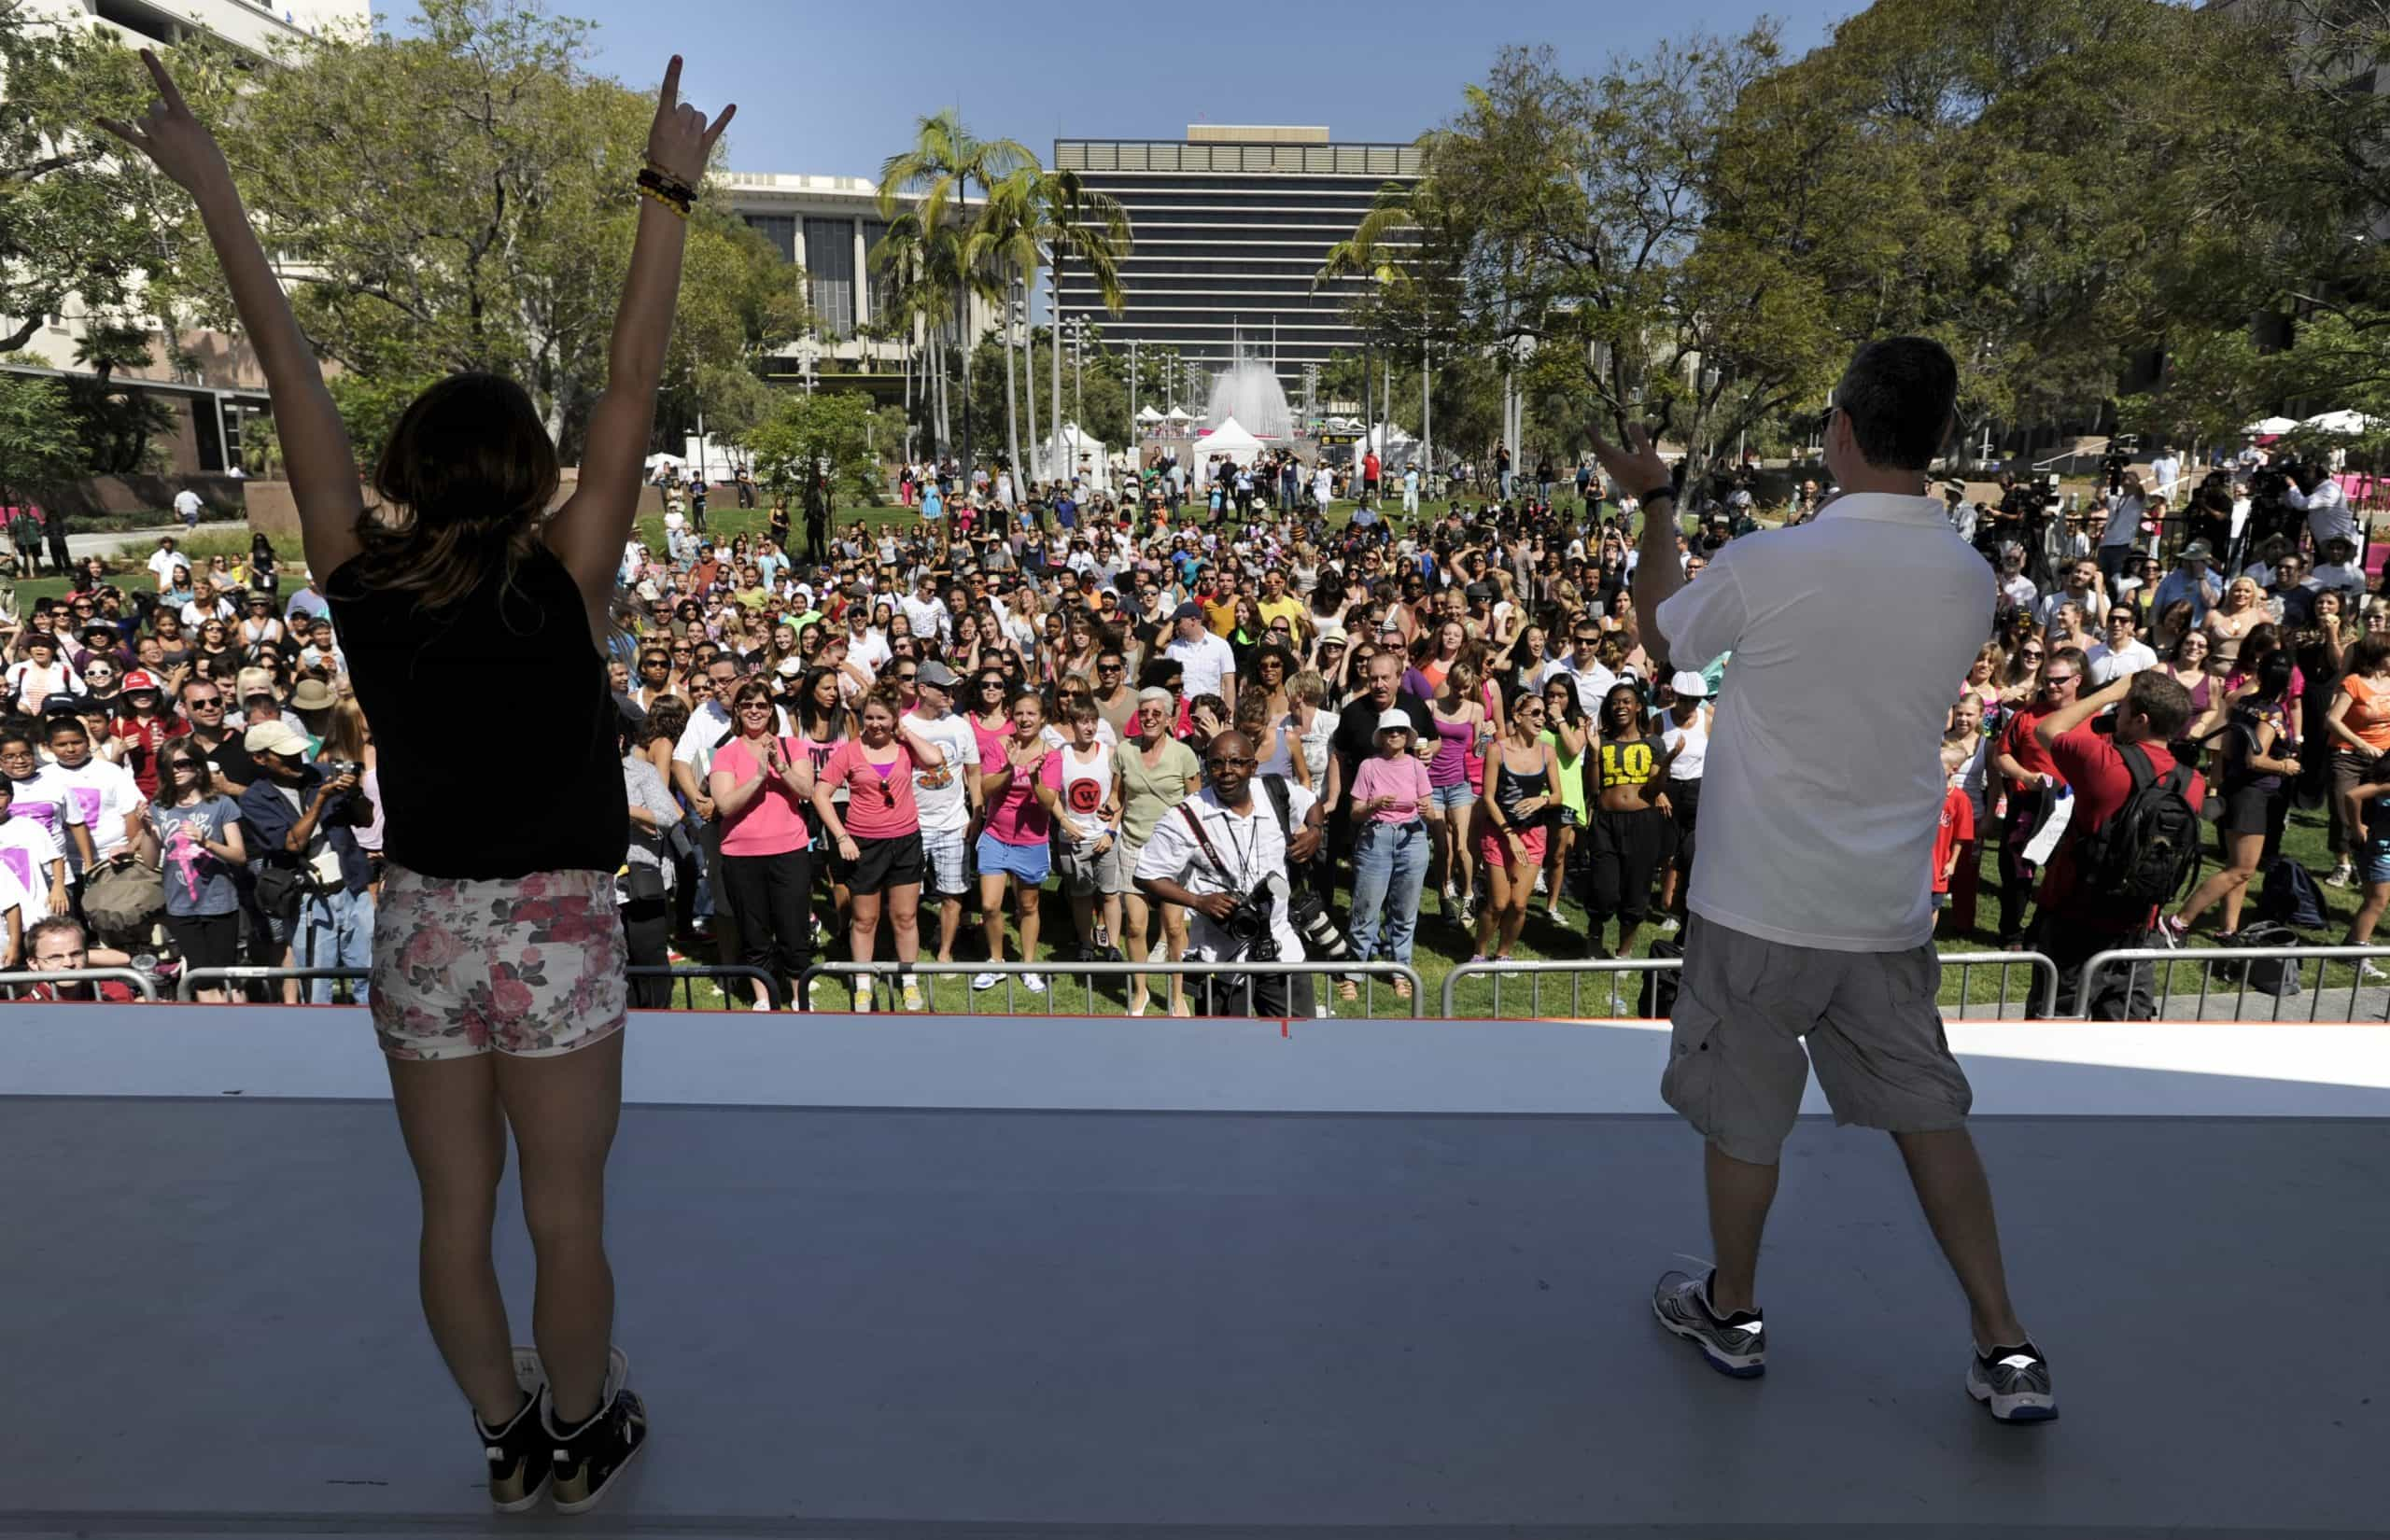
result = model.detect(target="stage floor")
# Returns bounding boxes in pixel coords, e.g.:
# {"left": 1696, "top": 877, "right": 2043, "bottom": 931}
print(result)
{"left": 3, "top": 1010, "right": 2386, "bottom": 1539}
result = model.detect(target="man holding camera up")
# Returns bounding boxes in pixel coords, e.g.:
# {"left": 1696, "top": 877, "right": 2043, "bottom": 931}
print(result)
{"left": 1133, "top": 729, "right": 1322, "bottom": 1017}
{"left": 237, "top": 721, "right": 374, "bottom": 1005}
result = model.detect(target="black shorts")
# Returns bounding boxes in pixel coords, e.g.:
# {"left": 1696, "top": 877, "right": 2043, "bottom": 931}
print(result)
{"left": 848, "top": 831, "right": 925, "bottom": 895}
{"left": 1583, "top": 805, "right": 1669, "bottom": 924}
{"left": 2221, "top": 783, "right": 2277, "bottom": 837}
{"left": 164, "top": 909, "right": 241, "bottom": 972}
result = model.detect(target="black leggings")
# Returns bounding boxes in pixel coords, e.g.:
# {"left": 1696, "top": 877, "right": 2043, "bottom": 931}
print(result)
{"left": 164, "top": 910, "right": 241, "bottom": 972}
{"left": 717, "top": 846, "right": 815, "bottom": 1008}
{"left": 619, "top": 894, "right": 672, "bottom": 1010}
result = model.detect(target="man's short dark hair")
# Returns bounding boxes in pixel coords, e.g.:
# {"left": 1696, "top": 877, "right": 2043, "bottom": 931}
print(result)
{"left": 2126, "top": 669, "right": 2194, "bottom": 739}
{"left": 1834, "top": 336, "right": 1959, "bottom": 472}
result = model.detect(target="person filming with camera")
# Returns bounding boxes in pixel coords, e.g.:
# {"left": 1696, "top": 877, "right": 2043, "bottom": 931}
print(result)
{"left": 1132, "top": 728, "right": 1319, "bottom": 1016}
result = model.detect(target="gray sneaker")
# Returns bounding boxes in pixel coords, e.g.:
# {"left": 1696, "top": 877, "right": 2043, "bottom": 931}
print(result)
{"left": 1652, "top": 1268, "right": 1765, "bottom": 1379}
{"left": 1967, "top": 1340, "right": 2059, "bottom": 1422}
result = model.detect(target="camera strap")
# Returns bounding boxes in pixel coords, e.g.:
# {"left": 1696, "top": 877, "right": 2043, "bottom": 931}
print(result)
{"left": 1177, "top": 799, "right": 1258, "bottom": 892}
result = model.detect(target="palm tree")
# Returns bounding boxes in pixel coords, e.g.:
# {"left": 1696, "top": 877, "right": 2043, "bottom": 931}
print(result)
{"left": 964, "top": 172, "right": 1043, "bottom": 501}
{"left": 879, "top": 111, "right": 1033, "bottom": 484}
{"left": 1032, "top": 168, "right": 1132, "bottom": 483}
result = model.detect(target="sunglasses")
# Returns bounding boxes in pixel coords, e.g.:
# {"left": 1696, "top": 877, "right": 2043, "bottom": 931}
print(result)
{"left": 1205, "top": 756, "right": 1256, "bottom": 770}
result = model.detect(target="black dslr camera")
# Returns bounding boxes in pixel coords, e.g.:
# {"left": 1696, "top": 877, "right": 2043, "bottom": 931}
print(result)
{"left": 1218, "top": 887, "right": 1280, "bottom": 961}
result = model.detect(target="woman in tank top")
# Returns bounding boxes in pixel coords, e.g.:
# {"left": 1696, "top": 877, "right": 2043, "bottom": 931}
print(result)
{"left": 105, "top": 51, "right": 729, "bottom": 1507}
{"left": 2325, "top": 634, "right": 2390, "bottom": 888}
{"left": 1472, "top": 678, "right": 1566, "bottom": 962}
{"left": 1538, "top": 677, "right": 1590, "bottom": 925}
{"left": 1427, "top": 661, "right": 1488, "bottom": 922}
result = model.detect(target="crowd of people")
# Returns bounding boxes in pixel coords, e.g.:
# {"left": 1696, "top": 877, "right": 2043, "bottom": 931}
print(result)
{"left": 1, "top": 414, "right": 2382, "bottom": 1020}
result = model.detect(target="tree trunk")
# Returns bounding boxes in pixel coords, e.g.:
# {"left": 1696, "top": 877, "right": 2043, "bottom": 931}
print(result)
{"left": 1005, "top": 264, "right": 1024, "bottom": 501}
{"left": 1048, "top": 259, "right": 1064, "bottom": 494}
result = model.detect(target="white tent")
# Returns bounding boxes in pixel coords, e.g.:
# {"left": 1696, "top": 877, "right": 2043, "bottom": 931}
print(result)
{"left": 1197, "top": 415, "right": 1266, "bottom": 466}
{"left": 2244, "top": 416, "right": 2299, "bottom": 436}
{"left": 2302, "top": 409, "right": 2381, "bottom": 435}
{"left": 1055, "top": 421, "right": 1111, "bottom": 491}
{"left": 1164, "top": 405, "right": 1194, "bottom": 422}
{"left": 1136, "top": 404, "right": 1165, "bottom": 422}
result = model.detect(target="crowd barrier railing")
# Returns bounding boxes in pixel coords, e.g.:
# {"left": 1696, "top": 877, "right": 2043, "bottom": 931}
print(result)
{"left": 1441, "top": 951, "right": 2061, "bottom": 1022}
{"left": 1441, "top": 957, "right": 1679, "bottom": 1021}
{"left": 2079, "top": 945, "right": 2390, "bottom": 1023}
{"left": 0, "top": 967, "right": 161, "bottom": 1001}
{"left": 174, "top": 964, "right": 784, "bottom": 1009}
{"left": 800, "top": 959, "right": 1427, "bottom": 1018}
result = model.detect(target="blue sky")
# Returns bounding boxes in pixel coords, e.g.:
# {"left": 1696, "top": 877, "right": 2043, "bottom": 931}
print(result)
{"left": 422, "top": 0, "right": 1854, "bottom": 180}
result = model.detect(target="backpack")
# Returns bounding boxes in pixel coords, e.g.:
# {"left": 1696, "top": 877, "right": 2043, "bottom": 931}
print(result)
{"left": 2069, "top": 743, "right": 2202, "bottom": 908}
{"left": 2257, "top": 856, "right": 2327, "bottom": 931}
{"left": 2209, "top": 920, "right": 2305, "bottom": 998}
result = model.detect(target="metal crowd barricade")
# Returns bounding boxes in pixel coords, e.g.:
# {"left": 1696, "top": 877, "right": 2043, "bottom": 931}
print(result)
{"left": 2077, "top": 945, "right": 2390, "bottom": 1023}
{"left": 1441, "top": 957, "right": 1680, "bottom": 1020}
{"left": 0, "top": 968, "right": 161, "bottom": 1001}
{"left": 1936, "top": 951, "right": 2062, "bottom": 1020}
{"left": 174, "top": 964, "right": 782, "bottom": 1009}
{"left": 178, "top": 966, "right": 368, "bottom": 1001}
{"left": 801, "top": 959, "right": 1427, "bottom": 1018}
{"left": 1441, "top": 952, "right": 2061, "bottom": 1021}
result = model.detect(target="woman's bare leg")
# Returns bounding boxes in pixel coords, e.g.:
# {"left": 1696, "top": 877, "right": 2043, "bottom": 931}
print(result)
{"left": 386, "top": 1053, "right": 520, "bottom": 1425}
{"left": 886, "top": 883, "right": 921, "bottom": 964}
{"left": 849, "top": 892, "right": 884, "bottom": 965}
{"left": 494, "top": 1031, "right": 626, "bottom": 1426}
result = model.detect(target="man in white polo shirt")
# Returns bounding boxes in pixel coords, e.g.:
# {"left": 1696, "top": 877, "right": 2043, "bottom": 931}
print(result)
{"left": 1604, "top": 335, "right": 2055, "bottom": 1422}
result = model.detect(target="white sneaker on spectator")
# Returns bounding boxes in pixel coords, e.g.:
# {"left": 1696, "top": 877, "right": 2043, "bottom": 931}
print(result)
{"left": 1022, "top": 973, "right": 1047, "bottom": 994}
{"left": 2359, "top": 960, "right": 2388, "bottom": 983}
{"left": 971, "top": 972, "right": 1001, "bottom": 991}
{"left": 1658, "top": 917, "right": 1680, "bottom": 934}
{"left": 1533, "top": 870, "right": 1549, "bottom": 896}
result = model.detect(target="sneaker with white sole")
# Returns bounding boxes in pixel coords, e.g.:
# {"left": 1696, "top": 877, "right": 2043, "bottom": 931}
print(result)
{"left": 851, "top": 982, "right": 871, "bottom": 1014}
{"left": 972, "top": 972, "right": 1002, "bottom": 991}
{"left": 1652, "top": 1267, "right": 1765, "bottom": 1379}
{"left": 480, "top": 1346, "right": 550, "bottom": 1512}
{"left": 1022, "top": 972, "right": 1047, "bottom": 994}
{"left": 2360, "top": 960, "right": 2389, "bottom": 983}
{"left": 1657, "top": 916, "right": 1680, "bottom": 934}
{"left": 901, "top": 980, "right": 925, "bottom": 1011}
{"left": 1966, "top": 1340, "right": 2059, "bottom": 1422}
{"left": 1533, "top": 869, "right": 1549, "bottom": 896}
{"left": 2327, "top": 861, "right": 2355, "bottom": 889}
{"left": 545, "top": 1347, "right": 645, "bottom": 1515}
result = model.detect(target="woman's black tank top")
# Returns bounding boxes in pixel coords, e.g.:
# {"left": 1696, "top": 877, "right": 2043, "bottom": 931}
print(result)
{"left": 327, "top": 542, "right": 625, "bottom": 879}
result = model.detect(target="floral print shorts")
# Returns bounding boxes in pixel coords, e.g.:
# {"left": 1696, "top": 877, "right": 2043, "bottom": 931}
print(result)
{"left": 371, "top": 863, "right": 629, "bottom": 1061}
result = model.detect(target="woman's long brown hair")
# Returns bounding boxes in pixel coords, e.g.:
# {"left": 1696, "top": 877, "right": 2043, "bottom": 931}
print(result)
{"left": 344, "top": 373, "right": 559, "bottom": 613}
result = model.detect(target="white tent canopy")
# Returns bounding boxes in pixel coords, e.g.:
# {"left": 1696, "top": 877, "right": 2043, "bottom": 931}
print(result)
{"left": 2244, "top": 416, "right": 2299, "bottom": 436}
{"left": 1164, "top": 405, "right": 1194, "bottom": 421}
{"left": 1197, "top": 415, "right": 1266, "bottom": 465}
{"left": 2302, "top": 409, "right": 2381, "bottom": 435}
{"left": 1136, "top": 404, "right": 1165, "bottom": 422}
{"left": 1052, "top": 421, "right": 1112, "bottom": 491}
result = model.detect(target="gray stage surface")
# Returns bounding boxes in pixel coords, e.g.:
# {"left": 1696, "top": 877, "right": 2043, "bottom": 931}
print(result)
{"left": 3, "top": 1009, "right": 2387, "bottom": 1538}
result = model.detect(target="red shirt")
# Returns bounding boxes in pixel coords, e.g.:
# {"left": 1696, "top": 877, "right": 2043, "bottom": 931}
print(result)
{"left": 1932, "top": 787, "right": 1975, "bottom": 894}
{"left": 2000, "top": 707, "right": 2065, "bottom": 791}
{"left": 2038, "top": 725, "right": 2205, "bottom": 931}
{"left": 109, "top": 712, "right": 190, "bottom": 798}
{"left": 18, "top": 979, "right": 139, "bottom": 1003}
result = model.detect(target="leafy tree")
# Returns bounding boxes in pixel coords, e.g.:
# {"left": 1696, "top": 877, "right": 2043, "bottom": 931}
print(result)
{"left": 746, "top": 389, "right": 884, "bottom": 511}
{"left": 0, "top": 371, "right": 86, "bottom": 515}
{"left": 169, "top": 0, "right": 768, "bottom": 461}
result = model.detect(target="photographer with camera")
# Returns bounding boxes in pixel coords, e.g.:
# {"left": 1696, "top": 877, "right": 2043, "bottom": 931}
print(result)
{"left": 2285, "top": 459, "right": 2359, "bottom": 553}
{"left": 237, "top": 721, "right": 374, "bottom": 1005}
{"left": 1133, "top": 728, "right": 1319, "bottom": 1016}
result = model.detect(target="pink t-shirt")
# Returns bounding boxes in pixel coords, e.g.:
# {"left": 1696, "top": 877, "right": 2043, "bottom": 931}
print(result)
{"left": 712, "top": 736, "right": 811, "bottom": 856}
{"left": 1351, "top": 753, "right": 1433, "bottom": 825}
{"left": 817, "top": 738, "right": 920, "bottom": 840}
{"left": 981, "top": 733, "right": 1053, "bottom": 847}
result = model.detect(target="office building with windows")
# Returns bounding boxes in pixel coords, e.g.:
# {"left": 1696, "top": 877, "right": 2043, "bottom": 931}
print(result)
{"left": 1048, "top": 126, "right": 1423, "bottom": 387}
{"left": 723, "top": 171, "right": 994, "bottom": 403}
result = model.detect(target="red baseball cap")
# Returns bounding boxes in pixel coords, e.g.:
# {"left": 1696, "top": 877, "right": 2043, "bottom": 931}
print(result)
{"left": 120, "top": 670, "right": 160, "bottom": 693}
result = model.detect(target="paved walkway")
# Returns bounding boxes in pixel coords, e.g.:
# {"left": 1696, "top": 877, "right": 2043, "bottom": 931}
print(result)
{"left": 63, "top": 519, "right": 246, "bottom": 560}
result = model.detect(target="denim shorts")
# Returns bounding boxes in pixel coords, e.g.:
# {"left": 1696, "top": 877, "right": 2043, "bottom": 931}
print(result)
{"left": 976, "top": 831, "right": 1052, "bottom": 886}
{"left": 1429, "top": 781, "right": 1476, "bottom": 811}
{"left": 2367, "top": 839, "right": 2390, "bottom": 887}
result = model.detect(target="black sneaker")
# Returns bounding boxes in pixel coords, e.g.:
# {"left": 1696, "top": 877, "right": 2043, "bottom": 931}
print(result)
{"left": 480, "top": 1347, "right": 550, "bottom": 1512}
{"left": 546, "top": 1347, "right": 646, "bottom": 1515}
{"left": 1967, "top": 1339, "right": 2060, "bottom": 1422}
{"left": 1652, "top": 1267, "right": 1765, "bottom": 1379}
